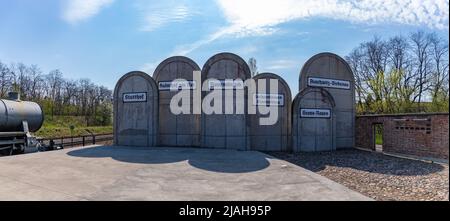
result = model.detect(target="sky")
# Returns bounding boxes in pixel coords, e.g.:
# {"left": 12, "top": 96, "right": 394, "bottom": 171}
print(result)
{"left": 0, "top": 0, "right": 448, "bottom": 93}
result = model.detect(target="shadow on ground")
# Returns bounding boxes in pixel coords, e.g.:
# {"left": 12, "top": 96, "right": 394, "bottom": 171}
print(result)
{"left": 268, "top": 149, "right": 445, "bottom": 176}
{"left": 67, "top": 145, "right": 271, "bottom": 173}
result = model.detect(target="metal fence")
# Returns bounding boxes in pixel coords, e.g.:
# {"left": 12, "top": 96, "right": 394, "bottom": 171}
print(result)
{"left": 38, "top": 133, "right": 113, "bottom": 149}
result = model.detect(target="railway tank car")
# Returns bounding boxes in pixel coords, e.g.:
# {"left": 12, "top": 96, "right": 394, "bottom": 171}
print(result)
{"left": 0, "top": 92, "right": 44, "bottom": 155}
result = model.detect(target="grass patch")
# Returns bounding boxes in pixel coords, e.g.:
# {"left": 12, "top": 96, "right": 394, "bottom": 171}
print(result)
{"left": 375, "top": 134, "right": 383, "bottom": 145}
{"left": 35, "top": 115, "right": 112, "bottom": 138}
{"left": 374, "top": 124, "right": 383, "bottom": 145}
{"left": 42, "top": 115, "right": 88, "bottom": 128}
{"left": 35, "top": 126, "right": 112, "bottom": 138}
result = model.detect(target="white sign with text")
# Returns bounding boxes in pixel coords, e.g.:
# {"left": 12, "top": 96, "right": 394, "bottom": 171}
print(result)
{"left": 159, "top": 80, "right": 196, "bottom": 91}
{"left": 208, "top": 79, "right": 244, "bottom": 90}
{"left": 300, "top": 108, "right": 331, "bottom": 118}
{"left": 123, "top": 92, "right": 147, "bottom": 103}
{"left": 253, "top": 94, "right": 284, "bottom": 106}
{"left": 308, "top": 77, "right": 350, "bottom": 90}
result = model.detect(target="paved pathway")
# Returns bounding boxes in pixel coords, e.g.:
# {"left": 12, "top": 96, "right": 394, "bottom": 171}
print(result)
{"left": 0, "top": 146, "right": 372, "bottom": 201}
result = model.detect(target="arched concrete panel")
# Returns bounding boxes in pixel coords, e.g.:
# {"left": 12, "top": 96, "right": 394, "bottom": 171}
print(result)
{"left": 250, "top": 73, "right": 292, "bottom": 151}
{"left": 299, "top": 52, "right": 355, "bottom": 149}
{"left": 201, "top": 52, "right": 251, "bottom": 150}
{"left": 153, "top": 56, "right": 201, "bottom": 147}
{"left": 293, "top": 87, "right": 336, "bottom": 152}
{"left": 113, "top": 71, "right": 158, "bottom": 147}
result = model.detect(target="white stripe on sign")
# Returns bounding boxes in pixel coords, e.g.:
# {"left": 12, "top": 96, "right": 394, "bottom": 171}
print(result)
{"left": 308, "top": 77, "right": 350, "bottom": 90}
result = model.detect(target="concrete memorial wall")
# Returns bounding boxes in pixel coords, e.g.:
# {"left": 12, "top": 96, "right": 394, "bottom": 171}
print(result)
{"left": 293, "top": 88, "right": 336, "bottom": 152}
{"left": 113, "top": 71, "right": 158, "bottom": 146}
{"left": 112, "top": 51, "right": 355, "bottom": 153}
{"left": 153, "top": 56, "right": 201, "bottom": 147}
{"left": 249, "top": 73, "right": 292, "bottom": 151}
{"left": 201, "top": 53, "right": 251, "bottom": 150}
{"left": 299, "top": 52, "right": 355, "bottom": 149}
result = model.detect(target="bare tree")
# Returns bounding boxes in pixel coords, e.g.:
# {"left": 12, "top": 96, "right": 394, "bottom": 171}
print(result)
{"left": 0, "top": 61, "right": 11, "bottom": 97}
{"left": 410, "top": 31, "right": 433, "bottom": 109}
{"left": 346, "top": 47, "right": 369, "bottom": 112}
{"left": 353, "top": 37, "right": 390, "bottom": 112}
{"left": 388, "top": 36, "right": 410, "bottom": 72}
{"left": 347, "top": 30, "right": 449, "bottom": 114}
{"left": 0, "top": 60, "right": 113, "bottom": 126}
{"left": 28, "top": 65, "right": 43, "bottom": 100}
{"left": 428, "top": 33, "right": 449, "bottom": 102}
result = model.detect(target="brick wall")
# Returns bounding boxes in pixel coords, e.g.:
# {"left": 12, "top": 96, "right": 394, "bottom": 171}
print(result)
{"left": 356, "top": 113, "right": 449, "bottom": 160}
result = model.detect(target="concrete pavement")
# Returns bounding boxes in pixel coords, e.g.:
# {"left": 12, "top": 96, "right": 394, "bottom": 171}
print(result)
{"left": 0, "top": 145, "right": 372, "bottom": 201}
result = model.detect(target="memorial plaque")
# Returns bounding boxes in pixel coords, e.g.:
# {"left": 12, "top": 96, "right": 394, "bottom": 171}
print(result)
{"left": 307, "top": 77, "right": 350, "bottom": 90}
{"left": 122, "top": 92, "right": 147, "bottom": 103}
{"left": 208, "top": 79, "right": 244, "bottom": 90}
{"left": 253, "top": 93, "right": 285, "bottom": 106}
{"left": 158, "top": 80, "right": 196, "bottom": 91}
{"left": 300, "top": 108, "right": 331, "bottom": 118}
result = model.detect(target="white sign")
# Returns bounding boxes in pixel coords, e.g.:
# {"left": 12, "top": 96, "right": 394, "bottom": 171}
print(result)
{"left": 253, "top": 94, "right": 284, "bottom": 106}
{"left": 308, "top": 77, "right": 350, "bottom": 90}
{"left": 300, "top": 108, "right": 331, "bottom": 118}
{"left": 208, "top": 79, "right": 244, "bottom": 90}
{"left": 123, "top": 92, "right": 147, "bottom": 103}
{"left": 159, "top": 80, "right": 196, "bottom": 91}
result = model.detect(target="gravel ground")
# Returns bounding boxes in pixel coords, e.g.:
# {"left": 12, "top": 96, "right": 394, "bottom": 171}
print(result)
{"left": 268, "top": 149, "right": 449, "bottom": 201}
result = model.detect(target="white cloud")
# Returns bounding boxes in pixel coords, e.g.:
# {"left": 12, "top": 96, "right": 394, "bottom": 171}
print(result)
{"left": 63, "top": 0, "right": 114, "bottom": 24}
{"left": 140, "top": 5, "right": 191, "bottom": 31}
{"left": 140, "top": 61, "right": 159, "bottom": 74}
{"left": 136, "top": 0, "right": 200, "bottom": 32}
{"left": 171, "top": 24, "right": 278, "bottom": 56}
{"left": 265, "top": 59, "right": 298, "bottom": 70}
{"left": 237, "top": 45, "right": 259, "bottom": 55}
{"left": 172, "top": 0, "right": 448, "bottom": 56}
{"left": 216, "top": 0, "right": 449, "bottom": 31}
{"left": 171, "top": 25, "right": 238, "bottom": 55}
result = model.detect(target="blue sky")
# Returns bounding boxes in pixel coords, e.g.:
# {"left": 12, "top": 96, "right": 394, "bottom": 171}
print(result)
{"left": 0, "top": 0, "right": 448, "bottom": 92}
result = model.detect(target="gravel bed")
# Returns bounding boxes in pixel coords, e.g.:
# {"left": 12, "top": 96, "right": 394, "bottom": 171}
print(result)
{"left": 268, "top": 149, "right": 449, "bottom": 201}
